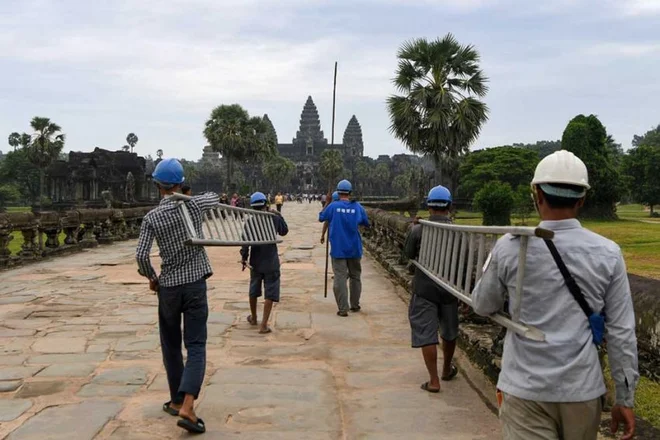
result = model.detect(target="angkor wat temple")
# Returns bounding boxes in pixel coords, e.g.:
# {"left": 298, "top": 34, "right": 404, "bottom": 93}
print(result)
{"left": 202, "top": 95, "right": 365, "bottom": 192}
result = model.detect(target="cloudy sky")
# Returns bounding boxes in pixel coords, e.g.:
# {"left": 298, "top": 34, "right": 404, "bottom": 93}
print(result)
{"left": 1, "top": 0, "right": 658, "bottom": 160}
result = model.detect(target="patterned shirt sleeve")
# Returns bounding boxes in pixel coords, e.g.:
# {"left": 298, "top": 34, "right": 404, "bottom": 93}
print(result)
{"left": 194, "top": 192, "right": 220, "bottom": 212}
{"left": 136, "top": 217, "right": 158, "bottom": 281}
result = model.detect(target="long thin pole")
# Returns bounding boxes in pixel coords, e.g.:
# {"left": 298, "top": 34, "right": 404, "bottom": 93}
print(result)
{"left": 324, "top": 61, "right": 338, "bottom": 299}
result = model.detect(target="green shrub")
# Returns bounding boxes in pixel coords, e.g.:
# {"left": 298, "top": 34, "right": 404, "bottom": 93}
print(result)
{"left": 473, "top": 181, "right": 514, "bottom": 226}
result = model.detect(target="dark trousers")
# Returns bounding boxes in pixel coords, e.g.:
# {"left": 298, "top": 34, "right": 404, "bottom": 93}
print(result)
{"left": 158, "top": 278, "right": 208, "bottom": 404}
{"left": 276, "top": 204, "right": 282, "bottom": 213}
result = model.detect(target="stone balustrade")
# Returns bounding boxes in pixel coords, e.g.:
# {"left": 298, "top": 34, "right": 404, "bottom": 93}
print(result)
{"left": 362, "top": 207, "right": 660, "bottom": 383}
{"left": 0, "top": 206, "right": 153, "bottom": 269}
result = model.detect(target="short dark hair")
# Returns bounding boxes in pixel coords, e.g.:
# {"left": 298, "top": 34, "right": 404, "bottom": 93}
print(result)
{"left": 181, "top": 184, "right": 192, "bottom": 195}
{"left": 540, "top": 183, "right": 583, "bottom": 209}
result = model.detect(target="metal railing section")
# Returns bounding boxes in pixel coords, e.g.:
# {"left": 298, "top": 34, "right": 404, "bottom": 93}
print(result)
{"left": 413, "top": 220, "right": 554, "bottom": 342}
{"left": 171, "top": 194, "right": 283, "bottom": 247}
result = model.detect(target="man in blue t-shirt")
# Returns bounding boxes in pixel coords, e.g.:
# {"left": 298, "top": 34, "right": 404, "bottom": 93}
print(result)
{"left": 318, "top": 180, "right": 370, "bottom": 317}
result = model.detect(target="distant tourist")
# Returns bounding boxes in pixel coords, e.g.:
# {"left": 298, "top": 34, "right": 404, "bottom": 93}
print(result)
{"left": 318, "top": 180, "right": 369, "bottom": 316}
{"left": 219, "top": 193, "right": 229, "bottom": 205}
{"left": 136, "top": 158, "right": 215, "bottom": 434}
{"left": 241, "top": 192, "right": 289, "bottom": 333}
{"left": 275, "top": 192, "right": 284, "bottom": 213}
{"left": 320, "top": 193, "right": 328, "bottom": 208}
{"left": 230, "top": 193, "right": 239, "bottom": 206}
{"left": 472, "top": 150, "right": 638, "bottom": 440}
{"left": 404, "top": 185, "right": 458, "bottom": 394}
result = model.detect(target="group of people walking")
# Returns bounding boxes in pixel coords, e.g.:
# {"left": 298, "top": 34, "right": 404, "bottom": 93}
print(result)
{"left": 136, "top": 150, "right": 638, "bottom": 439}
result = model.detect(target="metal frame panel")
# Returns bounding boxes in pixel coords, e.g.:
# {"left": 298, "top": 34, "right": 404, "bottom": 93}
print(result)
{"left": 413, "top": 220, "right": 553, "bottom": 341}
{"left": 170, "top": 193, "right": 283, "bottom": 247}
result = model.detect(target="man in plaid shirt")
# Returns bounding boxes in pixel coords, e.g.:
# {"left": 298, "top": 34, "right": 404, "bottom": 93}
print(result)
{"left": 136, "top": 158, "right": 217, "bottom": 434}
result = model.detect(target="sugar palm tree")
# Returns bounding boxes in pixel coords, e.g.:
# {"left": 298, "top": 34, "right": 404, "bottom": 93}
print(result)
{"left": 8, "top": 132, "right": 20, "bottom": 151}
{"left": 320, "top": 149, "right": 343, "bottom": 191}
{"left": 204, "top": 104, "right": 275, "bottom": 191}
{"left": 263, "top": 154, "right": 295, "bottom": 191}
{"left": 26, "top": 117, "right": 65, "bottom": 211}
{"left": 126, "top": 133, "right": 138, "bottom": 153}
{"left": 387, "top": 34, "right": 489, "bottom": 190}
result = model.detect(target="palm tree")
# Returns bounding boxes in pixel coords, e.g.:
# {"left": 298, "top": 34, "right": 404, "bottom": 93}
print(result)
{"left": 203, "top": 104, "right": 276, "bottom": 192}
{"left": 354, "top": 159, "right": 373, "bottom": 195}
{"left": 26, "top": 117, "right": 65, "bottom": 211}
{"left": 126, "top": 133, "right": 138, "bottom": 153}
{"left": 387, "top": 34, "right": 489, "bottom": 192}
{"left": 320, "top": 149, "right": 343, "bottom": 191}
{"left": 121, "top": 145, "right": 130, "bottom": 152}
{"left": 374, "top": 162, "right": 391, "bottom": 195}
{"left": 263, "top": 154, "right": 295, "bottom": 192}
{"left": 8, "top": 132, "right": 20, "bottom": 151}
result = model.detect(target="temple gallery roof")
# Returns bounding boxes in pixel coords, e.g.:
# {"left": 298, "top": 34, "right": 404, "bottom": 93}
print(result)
{"left": 264, "top": 96, "right": 364, "bottom": 158}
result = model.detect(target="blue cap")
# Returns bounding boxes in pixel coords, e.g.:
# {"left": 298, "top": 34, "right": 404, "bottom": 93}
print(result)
{"left": 332, "top": 191, "right": 339, "bottom": 201}
{"left": 152, "top": 158, "right": 185, "bottom": 187}
{"left": 337, "top": 179, "right": 352, "bottom": 193}
{"left": 250, "top": 192, "right": 267, "bottom": 207}
{"left": 427, "top": 185, "right": 452, "bottom": 209}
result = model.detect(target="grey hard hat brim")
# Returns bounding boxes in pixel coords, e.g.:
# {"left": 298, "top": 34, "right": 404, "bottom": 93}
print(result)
{"left": 427, "top": 201, "right": 451, "bottom": 208}
{"left": 539, "top": 183, "right": 586, "bottom": 199}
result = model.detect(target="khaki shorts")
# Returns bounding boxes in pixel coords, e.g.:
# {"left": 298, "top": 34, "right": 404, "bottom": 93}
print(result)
{"left": 498, "top": 391, "right": 602, "bottom": 440}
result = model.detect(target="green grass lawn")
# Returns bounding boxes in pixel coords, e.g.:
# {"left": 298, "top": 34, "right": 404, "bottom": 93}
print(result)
{"left": 410, "top": 205, "right": 660, "bottom": 279}
{"left": 7, "top": 232, "right": 67, "bottom": 255}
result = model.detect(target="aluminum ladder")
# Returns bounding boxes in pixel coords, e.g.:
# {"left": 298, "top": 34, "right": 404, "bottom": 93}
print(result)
{"left": 171, "top": 194, "right": 283, "bottom": 247}
{"left": 412, "top": 220, "right": 554, "bottom": 341}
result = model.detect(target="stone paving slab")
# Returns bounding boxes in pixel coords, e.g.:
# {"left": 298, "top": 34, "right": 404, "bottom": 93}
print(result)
{"left": 36, "top": 363, "right": 97, "bottom": 378}
{"left": 16, "top": 380, "right": 67, "bottom": 398}
{"left": 0, "top": 398, "right": 32, "bottom": 422}
{"left": 0, "top": 203, "right": 500, "bottom": 439}
{"left": 275, "top": 311, "right": 312, "bottom": 329}
{"left": 6, "top": 400, "right": 122, "bottom": 440}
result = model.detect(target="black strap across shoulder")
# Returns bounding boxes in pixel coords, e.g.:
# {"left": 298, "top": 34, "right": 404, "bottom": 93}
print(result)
{"left": 543, "top": 239, "right": 593, "bottom": 319}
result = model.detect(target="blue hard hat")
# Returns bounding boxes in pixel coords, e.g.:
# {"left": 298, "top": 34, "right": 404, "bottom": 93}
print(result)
{"left": 336, "top": 179, "right": 352, "bottom": 193}
{"left": 427, "top": 185, "right": 452, "bottom": 208}
{"left": 250, "top": 192, "right": 267, "bottom": 207}
{"left": 332, "top": 191, "right": 339, "bottom": 201}
{"left": 152, "top": 158, "right": 185, "bottom": 186}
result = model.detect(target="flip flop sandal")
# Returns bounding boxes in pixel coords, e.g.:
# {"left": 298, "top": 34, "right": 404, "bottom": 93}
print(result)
{"left": 259, "top": 327, "right": 272, "bottom": 334}
{"left": 246, "top": 315, "right": 257, "bottom": 325}
{"left": 442, "top": 364, "right": 459, "bottom": 381}
{"left": 177, "top": 417, "right": 206, "bottom": 434}
{"left": 420, "top": 381, "right": 440, "bottom": 393}
{"left": 162, "top": 401, "right": 179, "bottom": 416}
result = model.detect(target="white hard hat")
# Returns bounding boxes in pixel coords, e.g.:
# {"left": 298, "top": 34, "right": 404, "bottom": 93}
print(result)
{"left": 531, "top": 150, "right": 590, "bottom": 198}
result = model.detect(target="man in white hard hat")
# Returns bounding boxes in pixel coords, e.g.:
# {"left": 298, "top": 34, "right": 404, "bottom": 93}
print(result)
{"left": 472, "top": 150, "right": 638, "bottom": 440}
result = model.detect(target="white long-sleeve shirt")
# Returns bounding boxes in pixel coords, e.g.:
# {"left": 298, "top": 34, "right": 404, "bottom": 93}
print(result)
{"left": 472, "top": 219, "right": 638, "bottom": 406}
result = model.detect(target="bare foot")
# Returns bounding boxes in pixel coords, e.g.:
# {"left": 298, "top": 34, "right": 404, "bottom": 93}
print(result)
{"left": 178, "top": 406, "right": 198, "bottom": 424}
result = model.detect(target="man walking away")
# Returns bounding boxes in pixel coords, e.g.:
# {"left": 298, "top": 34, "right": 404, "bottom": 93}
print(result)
{"left": 241, "top": 192, "right": 289, "bottom": 333}
{"left": 275, "top": 192, "right": 284, "bottom": 213}
{"left": 404, "top": 185, "right": 459, "bottom": 393}
{"left": 321, "top": 193, "right": 328, "bottom": 208}
{"left": 136, "top": 158, "right": 217, "bottom": 434}
{"left": 318, "top": 180, "right": 369, "bottom": 317}
{"left": 472, "top": 150, "right": 638, "bottom": 440}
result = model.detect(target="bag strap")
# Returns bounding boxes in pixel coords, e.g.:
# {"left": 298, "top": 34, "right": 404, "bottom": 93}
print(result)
{"left": 543, "top": 239, "right": 593, "bottom": 318}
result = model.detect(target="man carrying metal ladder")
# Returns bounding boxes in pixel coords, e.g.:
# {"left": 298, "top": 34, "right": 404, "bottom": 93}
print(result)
{"left": 404, "top": 185, "right": 459, "bottom": 393}
{"left": 136, "top": 158, "right": 217, "bottom": 434}
{"left": 241, "top": 192, "right": 289, "bottom": 334}
{"left": 472, "top": 150, "right": 638, "bottom": 440}
{"left": 319, "top": 180, "right": 370, "bottom": 317}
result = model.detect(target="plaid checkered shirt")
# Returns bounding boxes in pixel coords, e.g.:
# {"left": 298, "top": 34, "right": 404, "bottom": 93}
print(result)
{"left": 136, "top": 192, "right": 219, "bottom": 287}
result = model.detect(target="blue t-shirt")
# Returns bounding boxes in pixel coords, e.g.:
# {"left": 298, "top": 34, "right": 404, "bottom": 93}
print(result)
{"left": 318, "top": 200, "right": 370, "bottom": 259}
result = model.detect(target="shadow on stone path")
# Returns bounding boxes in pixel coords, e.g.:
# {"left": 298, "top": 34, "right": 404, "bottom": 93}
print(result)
{"left": 0, "top": 202, "right": 500, "bottom": 439}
